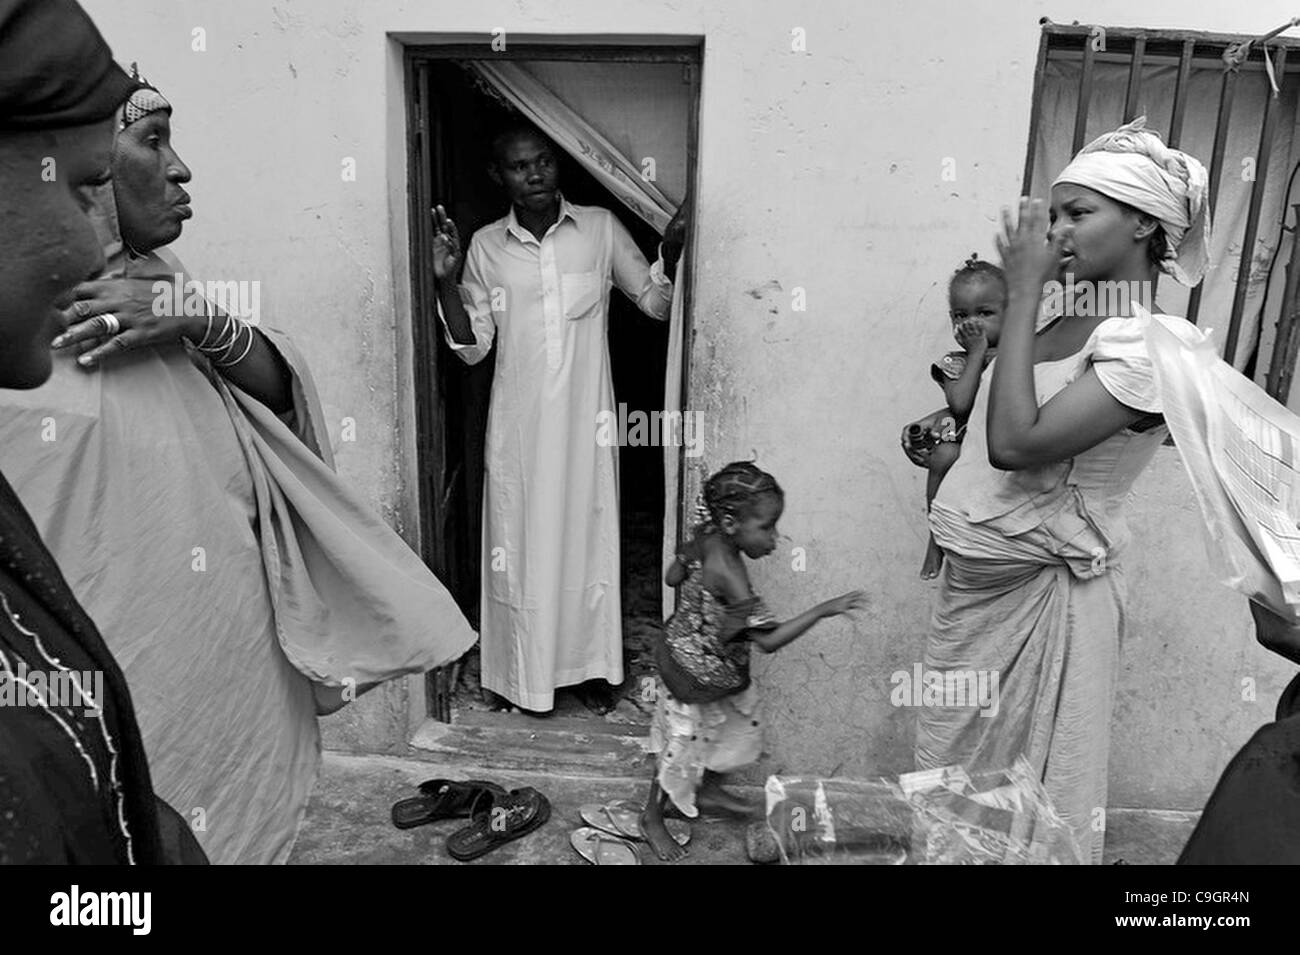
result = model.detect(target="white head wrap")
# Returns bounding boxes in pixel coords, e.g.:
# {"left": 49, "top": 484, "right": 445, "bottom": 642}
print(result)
{"left": 1052, "top": 116, "right": 1212, "bottom": 286}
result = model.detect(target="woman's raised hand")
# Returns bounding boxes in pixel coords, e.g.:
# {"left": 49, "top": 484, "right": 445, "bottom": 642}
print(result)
{"left": 52, "top": 278, "right": 203, "bottom": 368}
{"left": 432, "top": 204, "right": 463, "bottom": 282}
{"left": 995, "top": 197, "right": 1065, "bottom": 303}
{"left": 821, "top": 590, "right": 869, "bottom": 619}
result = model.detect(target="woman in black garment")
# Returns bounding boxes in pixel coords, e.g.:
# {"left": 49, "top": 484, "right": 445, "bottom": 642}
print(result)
{"left": 0, "top": 0, "right": 205, "bottom": 865}
{"left": 1177, "top": 601, "right": 1300, "bottom": 865}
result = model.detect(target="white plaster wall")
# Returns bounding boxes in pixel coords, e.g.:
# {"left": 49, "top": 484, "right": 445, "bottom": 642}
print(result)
{"left": 82, "top": 0, "right": 1299, "bottom": 809}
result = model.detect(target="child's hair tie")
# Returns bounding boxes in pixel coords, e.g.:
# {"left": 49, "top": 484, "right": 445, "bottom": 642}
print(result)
{"left": 951, "top": 252, "right": 1007, "bottom": 294}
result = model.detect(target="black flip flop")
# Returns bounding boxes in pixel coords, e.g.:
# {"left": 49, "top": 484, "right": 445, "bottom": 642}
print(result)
{"left": 391, "top": 779, "right": 506, "bottom": 830}
{"left": 446, "top": 787, "right": 552, "bottom": 861}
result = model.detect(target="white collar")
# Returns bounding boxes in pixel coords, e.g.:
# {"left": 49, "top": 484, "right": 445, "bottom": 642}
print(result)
{"left": 505, "top": 194, "right": 576, "bottom": 245}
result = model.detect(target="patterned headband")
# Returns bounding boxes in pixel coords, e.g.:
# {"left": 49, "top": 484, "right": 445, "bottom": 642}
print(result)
{"left": 120, "top": 62, "right": 170, "bottom": 129}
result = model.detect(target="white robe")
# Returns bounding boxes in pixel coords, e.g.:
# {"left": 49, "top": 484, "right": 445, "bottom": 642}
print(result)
{"left": 442, "top": 198, "right": 672, "bottom": 710}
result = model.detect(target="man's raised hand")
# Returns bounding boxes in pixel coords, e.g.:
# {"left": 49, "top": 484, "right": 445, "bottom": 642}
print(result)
{"left": 432, "top": 204, "right": 463, "bottom": 282}
{"left": 662, "top": 198, "right": 690, "bottom": 267}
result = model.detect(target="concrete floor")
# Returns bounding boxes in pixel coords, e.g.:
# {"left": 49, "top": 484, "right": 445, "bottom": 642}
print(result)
{"left": 286, "top": 751, "right": 1199, "bottom": 865}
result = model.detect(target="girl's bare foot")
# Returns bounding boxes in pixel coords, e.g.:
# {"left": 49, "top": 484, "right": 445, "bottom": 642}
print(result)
{"left": 920, "top": 538, "right": 945, "bottom": 579}
{"left": 696, "top": 777, "right": 758, "bottom": 818}
{"left": 641, "top": 811, "right": 688, "bottom": 862}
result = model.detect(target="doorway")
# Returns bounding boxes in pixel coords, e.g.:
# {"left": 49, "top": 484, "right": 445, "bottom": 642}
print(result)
{"left": 403, "top": 42, "right": 701, "bottom": 732}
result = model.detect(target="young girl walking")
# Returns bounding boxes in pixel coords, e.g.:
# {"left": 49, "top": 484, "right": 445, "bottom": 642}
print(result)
{"left": 643, "top": 461, "right": 867, "bottom": 861}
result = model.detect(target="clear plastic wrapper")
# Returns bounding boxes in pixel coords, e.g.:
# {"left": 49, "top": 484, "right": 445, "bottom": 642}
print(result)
{"left": 764, "top": 776, "right": 913, "bottom": 865}
{"left": 764, "top": 756, "right": 1082, "bottom": 865}
{"left": 1146, "top": 314, "right": 1300, "bottom": 618}
{"left": 898, "top": 756, "right": 1083, "bottom": 864}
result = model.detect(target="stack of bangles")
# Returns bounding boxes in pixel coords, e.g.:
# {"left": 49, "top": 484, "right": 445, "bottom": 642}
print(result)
{"left": 192, "top": 301, "right": 256, "bottom": 368}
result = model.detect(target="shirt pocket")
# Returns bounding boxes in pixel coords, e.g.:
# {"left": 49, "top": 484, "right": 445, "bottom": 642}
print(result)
{"left": 561, "top": 270, "right": 602, "bottom": 320}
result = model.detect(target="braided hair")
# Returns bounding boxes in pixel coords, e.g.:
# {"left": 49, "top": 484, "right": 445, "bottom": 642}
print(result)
{"left": 695, "top": 461, "right": 784, "bottom": 534}
{"left": 949, "top": 253, "right": 1006, "bottom": 296}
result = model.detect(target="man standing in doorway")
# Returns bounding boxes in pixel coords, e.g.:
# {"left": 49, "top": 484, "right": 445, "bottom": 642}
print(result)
{"left": 434, "top": 123, "right": 688, "bottom": 714}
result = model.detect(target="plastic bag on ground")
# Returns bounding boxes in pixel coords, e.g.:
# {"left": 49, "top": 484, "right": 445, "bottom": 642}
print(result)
{"left": 764, "top": 755, "right": 1082, "bottom": 865}
{"left": 898, "top": 756, "right": 1083, "bottom": 864}
{"left": 764, "top": 776, "right": 913, "bottom": 865}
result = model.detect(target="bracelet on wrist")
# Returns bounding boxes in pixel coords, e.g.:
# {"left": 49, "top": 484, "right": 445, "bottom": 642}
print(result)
{"left": 216, "top": 321, "right": 249, "bottom": 364}
{"left": 191, "top": 301, "right": 217, "bottom": 349}
{"left": 198, "top": 311, "right": 237, "bottom": 354}
{"left": 196, "top": 311, "right": 249, "bottom": 367}
{"left": 214, "top": 323, "right": 256, "bottom": 368}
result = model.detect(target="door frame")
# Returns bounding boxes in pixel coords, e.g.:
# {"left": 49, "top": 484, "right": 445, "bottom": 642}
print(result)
{"left": 402, "top": 38, "right": 704, "bottom": 721}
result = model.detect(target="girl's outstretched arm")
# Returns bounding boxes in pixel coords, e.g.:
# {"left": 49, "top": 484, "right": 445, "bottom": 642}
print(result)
{"left": 750, "top": 604, "right": 831, "bottom": 653}
{"left": 986, "top": 199, "right": 1142, "bottom": 470}
{"left": 751, "top": 591, "right": 867, "bottom": 654}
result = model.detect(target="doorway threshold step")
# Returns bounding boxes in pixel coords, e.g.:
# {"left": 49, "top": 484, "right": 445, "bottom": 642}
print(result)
{"left": 455, "top": 708, "right": 651, "bottom": 736}
{"left": 410, "top": 714, "right": 654, "bottom": 776}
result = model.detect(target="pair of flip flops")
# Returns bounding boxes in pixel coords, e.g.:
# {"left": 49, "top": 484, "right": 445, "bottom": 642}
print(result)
{"left": 391, "top": 778, "right": 551, "bottom": 861}
{"left": 391, "top": 779, "right": 504, "bottom": 829}
{"left": 569, "top": 800, "right": 691, "bottom": 864}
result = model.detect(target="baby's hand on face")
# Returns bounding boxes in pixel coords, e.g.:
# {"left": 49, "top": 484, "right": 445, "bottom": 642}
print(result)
{"left": 954, "top": 318, "right": 987, "bottom": 350}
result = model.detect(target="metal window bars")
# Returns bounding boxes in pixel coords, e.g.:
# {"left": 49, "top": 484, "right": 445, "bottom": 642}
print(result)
{"left": 1023, "top": 19, "right": 1300, "bottom": 399}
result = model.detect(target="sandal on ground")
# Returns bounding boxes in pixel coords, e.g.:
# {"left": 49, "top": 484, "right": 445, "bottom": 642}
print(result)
{"left": 570, "top": 827, "right": 641, "bottom": 864}
{"left": 446, "top": 787, "right": 551, "bottom": 861}
{"left": 390, "top": 779, "right": 505, "bottom": 830}
{"left": 579, "top": 800, "right": 690, "bottom": 846}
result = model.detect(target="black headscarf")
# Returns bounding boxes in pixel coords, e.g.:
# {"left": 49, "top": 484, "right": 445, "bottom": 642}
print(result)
{"left": 0, "top": 0, "right": 136, "bottom": 130}
{"left": 0, "top": 0, "right": 204, "bottom": 863}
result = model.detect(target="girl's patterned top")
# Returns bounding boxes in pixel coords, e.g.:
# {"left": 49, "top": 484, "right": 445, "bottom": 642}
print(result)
{"left": 657, "top": 552, "right": 777, "bottom": 703}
